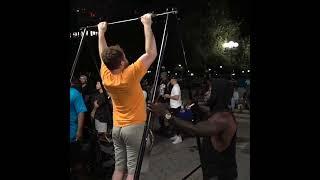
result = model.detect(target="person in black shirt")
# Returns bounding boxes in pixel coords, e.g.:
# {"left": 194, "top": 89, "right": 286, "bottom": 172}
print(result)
{"left": 80, "top": 75, "right": 90, "bottom": 101}
{"left": 155, "top": 75, "right": 171, "bottom": 136}
{"left": 91, "top": 81, "right": 112, "bottom": 142}
{"left": 148, "top": 79, "right": 238, "bottom": 180}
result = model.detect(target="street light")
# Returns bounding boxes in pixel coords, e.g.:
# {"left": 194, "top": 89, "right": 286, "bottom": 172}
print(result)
{"left": 242, "top": 71, "right": 244, "bottom": 73}
{"left": 178, "top": 64, "right": 181, "bottom": 67}
{"left": 220, "top": 66, "right": 223, "bottom": 69}
{"left": 190, "top": 73, "right": 194, "bottom": 76}
{"left": 223, "top": 41, "right": 239, "bottom": 49}
{"left": 247, "top": 70, "right": 250, "bottom": 73}
{"left": 208, "top": 68, "right": 211, "bottom": 71}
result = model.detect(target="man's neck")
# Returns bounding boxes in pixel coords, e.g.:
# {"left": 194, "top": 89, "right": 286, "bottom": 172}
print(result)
{"left": 111, "top": 68, "right": 123, "bottom": 74}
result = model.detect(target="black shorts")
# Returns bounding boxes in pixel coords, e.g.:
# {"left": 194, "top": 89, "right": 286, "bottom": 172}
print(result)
{"left": 70, "top": 141, "right": 82, "bottom": 166}
{"left": 170, "top": 107, "right": 181, "bottom": 116}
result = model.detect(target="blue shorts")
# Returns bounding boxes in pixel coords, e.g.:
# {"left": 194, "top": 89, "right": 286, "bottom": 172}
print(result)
{"left": 176, "top": 109, "right": 193, "bottom": 121}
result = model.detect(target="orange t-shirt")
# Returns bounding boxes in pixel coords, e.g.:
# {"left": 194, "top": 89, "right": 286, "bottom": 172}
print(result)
{"left": 100, "top": 59, "right": 147, "bottom": 127}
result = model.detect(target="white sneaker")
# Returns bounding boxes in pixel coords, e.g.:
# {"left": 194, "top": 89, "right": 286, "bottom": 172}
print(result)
{"left": 170, "top": 135, "right": 178, "bottom": 141}
{"left": 172, "top": 136, "right": 182, "bottom": 144}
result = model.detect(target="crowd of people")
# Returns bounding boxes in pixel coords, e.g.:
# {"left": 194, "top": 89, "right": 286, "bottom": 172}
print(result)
{"left": 70, "top": 13, "right": 250, "bottom": 180}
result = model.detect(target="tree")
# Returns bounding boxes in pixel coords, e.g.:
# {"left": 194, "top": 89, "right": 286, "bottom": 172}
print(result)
{"left": 236, "top": 36, "right": 250, "bottom": 69}
{"left": 207, "top": 18, "right": 241, "bottom": 65}
{"left": 180, "top": 0, "right": 250, "bottom": 70}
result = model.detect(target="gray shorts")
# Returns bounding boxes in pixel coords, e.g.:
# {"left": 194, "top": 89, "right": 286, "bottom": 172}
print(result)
{"left": 112, "top": 123, "right": 145, "bottom": 175}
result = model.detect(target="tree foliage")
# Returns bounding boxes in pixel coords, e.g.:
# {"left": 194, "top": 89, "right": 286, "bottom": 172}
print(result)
{"left": 181, "top": 1, "right": 250, "bottom": 70}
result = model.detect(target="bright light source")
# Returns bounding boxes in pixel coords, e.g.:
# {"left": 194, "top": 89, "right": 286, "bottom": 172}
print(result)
{"left": 242, "top": 71, "right": 245, "bottom": 73}
{"left": 175, "top": 73, "right": 178, "bottom": 75}
{"left": 190, "top": 73, "right": 194, "bottom": 76}
{"left": 178, "top": 64, "right": 181, "bottom": 67}
{"left": 220, "top": 66, "right": 222, "bottom": 69}
{"left": 247, "top": 70, "right": 250, "bottom": 73}
{"left": 147, "top": 71, "right": 151, "bottom": 73}
{"left": 168, "top": 71, "right": 170, "bottom": 73}
{"left": 90, "top": 31, "right": 93, "bottom": 36}
{"left": 208, "top": 68, "right": 211, "bottom": 71}
{"left": 216, "top": 74, "right": 218, "bottom": 75}
{"left": 223, "top": 41, "right": 239, "bottom": 49}
{"left": 187, "top": 70, "right": 190, "bottom": 73}
{"left": 232, "top": 73, "right": 235, "bottom": 76}
{"left": 76, "top": 9, "right": 79, "bottom": 12}
{"left": 222, "top": 43, "right": 228, "bottom": 48}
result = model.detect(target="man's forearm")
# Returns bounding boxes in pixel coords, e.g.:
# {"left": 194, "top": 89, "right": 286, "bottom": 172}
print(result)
{"left": 91, "top": 107, "right": 97, "bottom": 118}
{"left": 77, "top": 112, "right": 85, "bottom": 134}
{"left": 169, "top": 95, "right": 180, "bottom": 100}
{"left": 144, "top": 25, "right": 157, "bottom": 56}
{"left": 170, "top": 117, "right": 219, "bottom": 137}
{"left": 98, "top": 32, "right": 108, "bottom": 61}
{"left": 170, "top": 117, "right": 196, "bottom": 135}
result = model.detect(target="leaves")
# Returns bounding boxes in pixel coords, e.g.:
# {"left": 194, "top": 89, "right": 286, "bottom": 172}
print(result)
{"left": 180, "top": 2, "right": 250, "bottom": 71}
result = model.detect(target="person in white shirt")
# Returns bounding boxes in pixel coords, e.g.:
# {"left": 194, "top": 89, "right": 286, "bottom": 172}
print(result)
{"left": 164, "top": 76, "right": 183, "bottom": 144}
{"left": 155, "top": 75, "right": 171, "bottom": 136}
{"left": 245, "top": 79, "right": 250, "bottom": 87}
{"left": 231, "top": 87, "right": 239, "bottom": 111}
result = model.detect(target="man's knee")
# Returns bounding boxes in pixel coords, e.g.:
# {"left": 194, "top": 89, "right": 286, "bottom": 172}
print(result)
{"left": 112, "top": 169, "right": 126, "bottom": 180}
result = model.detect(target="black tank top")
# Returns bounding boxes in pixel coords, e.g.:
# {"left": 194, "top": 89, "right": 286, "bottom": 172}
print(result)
{"left": 200, "top": 113, "right": 238, "bottom": 179}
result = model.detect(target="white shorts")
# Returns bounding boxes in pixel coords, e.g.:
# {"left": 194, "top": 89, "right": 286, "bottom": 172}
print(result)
{"left": 95, "top": 119, "right": 107, "bottom": 133}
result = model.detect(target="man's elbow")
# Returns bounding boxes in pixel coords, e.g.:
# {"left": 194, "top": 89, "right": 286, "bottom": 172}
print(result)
{"left": 145, "top": 52, "right": 157, "bottom": 62}
{"left": 148, "top": 51, "right": 157, "bottom": 59}
{"left": 153, "top": 50, "right": 158, "bottom": 58}
{"left": 78, "top": 112, "right": 85, "bottom": 120}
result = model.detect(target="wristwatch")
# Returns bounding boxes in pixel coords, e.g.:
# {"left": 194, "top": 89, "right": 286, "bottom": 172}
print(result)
{"left": 165, "top": 112, "right": 172, "bottom": 120}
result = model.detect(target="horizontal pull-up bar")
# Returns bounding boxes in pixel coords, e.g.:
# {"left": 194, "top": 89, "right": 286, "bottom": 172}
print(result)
{"left": 80, "top": 10, "right": 178, "bottom": 29}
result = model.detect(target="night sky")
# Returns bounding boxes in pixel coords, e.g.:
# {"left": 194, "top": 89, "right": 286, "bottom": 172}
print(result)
{"left": 69, "top": 0, "right": 250, "bottom": 79}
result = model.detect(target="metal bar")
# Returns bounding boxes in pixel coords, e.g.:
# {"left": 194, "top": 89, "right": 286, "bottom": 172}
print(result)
{"left": 181, "top": 165, "right": 201, "bottom": 180}
{"left": 70, "top": 28, "right": 87, "bottom": 83}
{"left": 134, "top": 12, "right": 170, "bottom": 180}
{"left": 81, "top": 10, "right": 178, "bottom": 29}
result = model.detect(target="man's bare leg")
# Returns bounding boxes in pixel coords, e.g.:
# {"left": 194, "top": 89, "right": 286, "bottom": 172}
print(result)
{"left": 112, "top": 170, "right": 125, "bottom": 180}
{"left": 126, "top": 174, "right": 134, "bottom": 180}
